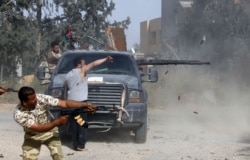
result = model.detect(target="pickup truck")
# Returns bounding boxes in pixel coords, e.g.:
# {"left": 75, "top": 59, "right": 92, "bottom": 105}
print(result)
{"left": 37, "top": 50, "right": 158, "bottom": 143}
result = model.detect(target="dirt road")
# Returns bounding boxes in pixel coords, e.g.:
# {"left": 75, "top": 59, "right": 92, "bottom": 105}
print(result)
{"left": 1, "top": 100, "right": 250, "bottom": 160}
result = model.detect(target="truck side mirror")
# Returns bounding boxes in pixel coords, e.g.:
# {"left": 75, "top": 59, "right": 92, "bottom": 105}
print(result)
{"left": 37, "top": 66, "right": 50, "bottom": 80}
{"left": 141, "top": 67, "right": 158, "bottom": 83}
{"left": 149, "top": 68, "right": 158, "bottom": 82}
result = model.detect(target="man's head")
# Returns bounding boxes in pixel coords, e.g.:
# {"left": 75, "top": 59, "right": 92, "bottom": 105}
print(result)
{"left": 18, "top": 86, "right": 37, "bottom": 110}
{"left": 51, "top": 41, "right": 60, "bottom": 54}
{"left": 73, "top": 57, "right": 86, "bottom": 68}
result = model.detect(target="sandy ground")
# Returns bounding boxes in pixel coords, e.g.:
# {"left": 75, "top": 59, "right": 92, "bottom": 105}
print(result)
{"left": 1, "top": 99, "right": 250, "bottom": 160}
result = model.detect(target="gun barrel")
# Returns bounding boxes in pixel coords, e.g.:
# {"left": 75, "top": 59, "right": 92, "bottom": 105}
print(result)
{"left": 7, "top": 88, "right": 19, "bottom": 92}
{"left": 61, "top": 106, "right": 106, "bottom": 116}
{"left": 137, "top": 60, "right": 210, "bottom": 65}
{"left": 0, "top": 87, "right": 18, "bottom": 92}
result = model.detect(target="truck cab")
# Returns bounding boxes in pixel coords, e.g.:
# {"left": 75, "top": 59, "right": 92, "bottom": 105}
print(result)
{"left": 37, "top": 50, "right": 158, "bottom": 143}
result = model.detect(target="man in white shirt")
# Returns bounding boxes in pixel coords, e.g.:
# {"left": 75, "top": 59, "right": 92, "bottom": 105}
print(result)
{"left": 65, "top": 55, "right": 113, "bottom": 151}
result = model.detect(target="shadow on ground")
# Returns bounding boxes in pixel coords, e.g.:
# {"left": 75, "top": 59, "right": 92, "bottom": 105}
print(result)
{"left": 237, "top": 133, "right": 250, "bottom": 159}
{"left": 60, "top": 128, "right": 136, "bottom": 149}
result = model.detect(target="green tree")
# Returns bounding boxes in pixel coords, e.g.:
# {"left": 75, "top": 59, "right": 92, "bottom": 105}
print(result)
{"left": 54, "top": 0, "right": 130, "bottom": 49}
{"left": 0, "top": 0, "right": 130, "bottom": 79}
{"left": 0, "top": 1, "right": 31, "bottom": 77}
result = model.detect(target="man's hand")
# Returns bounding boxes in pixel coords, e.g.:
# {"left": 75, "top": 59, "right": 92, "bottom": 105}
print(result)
{"left": 106, "top": 56, "right": 113, "bottom": 62}
{"left": 0, "top": 87, "right": 18, "bottom": 94}
{"left": 85, "top": 102, "right": 97, "bottom": 114}
{"left": 56, "top": 115, "right": 69, "bottom": 125}
{"left": 0, "top": 87, "right": 7, "bottom": 95}
{"left": 29, "top": 115, "right": 69, "bottom": 132}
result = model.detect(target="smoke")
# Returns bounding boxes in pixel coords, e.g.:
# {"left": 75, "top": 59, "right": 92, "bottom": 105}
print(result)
{"left": 146, "top": 63, "right": 250, "bottom": 139}
{"left": 142, "top": 0, "right": 250, "bottom": 145}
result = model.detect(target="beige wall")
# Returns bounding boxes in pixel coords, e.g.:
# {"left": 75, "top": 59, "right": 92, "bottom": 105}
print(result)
{"left": 140, "top": 17, "right": 161, "bottom": 54}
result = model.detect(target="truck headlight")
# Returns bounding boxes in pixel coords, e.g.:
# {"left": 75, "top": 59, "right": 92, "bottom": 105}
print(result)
{"left": 50, "top": 88, "right": 64, "bottom": 98}
{"left": 128, "top": 90, "right": 144, "bottom": 103}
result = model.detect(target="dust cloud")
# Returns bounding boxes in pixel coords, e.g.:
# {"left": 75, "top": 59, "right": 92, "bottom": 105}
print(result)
{"left": 145, "top": 64, "right": 250, "bottom": 142}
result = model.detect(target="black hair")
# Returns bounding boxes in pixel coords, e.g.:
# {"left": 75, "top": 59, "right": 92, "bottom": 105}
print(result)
{"left": 73, "top": 57, "right": 84, "bottom": 67}
{"left": 51, "top": 41, "right": 59, "bottom": 48}
{"left": 18, "top": 86, "right": 35, "bottom": 102}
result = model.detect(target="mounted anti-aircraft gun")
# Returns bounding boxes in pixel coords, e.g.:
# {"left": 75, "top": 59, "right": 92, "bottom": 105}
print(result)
{"left": 136, "top": 59, "right": 210, "bottom": 66}
{"left": 134, "top": 54, "right": 210, "bottom": 82}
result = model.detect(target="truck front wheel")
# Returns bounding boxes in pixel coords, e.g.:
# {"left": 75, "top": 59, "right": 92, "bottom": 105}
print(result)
{"left": 135, "top": 114, "right": 147, "bottom": 143}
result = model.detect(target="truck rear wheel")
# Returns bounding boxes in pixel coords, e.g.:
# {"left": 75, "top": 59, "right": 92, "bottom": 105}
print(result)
{"left": 135, "top": 114, "right": 147, "bottom": 143}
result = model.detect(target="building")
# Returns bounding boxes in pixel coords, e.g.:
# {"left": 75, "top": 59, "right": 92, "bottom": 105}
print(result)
{"left": 140, "top": 0, "right": 193, "bottom": 57}
{"left": 140, "top": 18, "right": 161, "bottom": 54}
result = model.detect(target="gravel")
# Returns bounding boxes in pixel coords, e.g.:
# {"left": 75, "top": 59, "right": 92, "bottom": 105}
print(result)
{"left": 1, "top": 100, "right": 250, "bottom": 160}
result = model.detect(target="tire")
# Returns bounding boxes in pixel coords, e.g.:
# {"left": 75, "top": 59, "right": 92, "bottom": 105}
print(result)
{"left": 135, "top": 113, "right": 148, "bottom": 143}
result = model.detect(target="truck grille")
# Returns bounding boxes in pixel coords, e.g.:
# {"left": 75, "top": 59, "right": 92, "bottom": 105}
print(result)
{"left": 88, "top": 83, "right": 124, "bottom": 108}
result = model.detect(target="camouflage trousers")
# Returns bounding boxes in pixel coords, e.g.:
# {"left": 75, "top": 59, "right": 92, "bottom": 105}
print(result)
{"left": 22, "top": 134, "right": 65, "bottom": 160}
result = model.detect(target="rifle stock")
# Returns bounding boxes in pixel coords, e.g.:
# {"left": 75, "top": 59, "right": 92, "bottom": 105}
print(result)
{"left": 60, "top": 106, "right": 106, "bottom": 116}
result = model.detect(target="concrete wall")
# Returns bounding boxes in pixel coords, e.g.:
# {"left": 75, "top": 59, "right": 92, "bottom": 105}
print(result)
{"left": 140, "top": 0, "right": 193, "bottom": 56}
{"left": 140, "top": 17, "right": 161, "bottom": 54}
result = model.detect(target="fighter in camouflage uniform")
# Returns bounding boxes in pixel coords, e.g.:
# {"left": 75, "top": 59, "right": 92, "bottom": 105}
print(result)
{"left": 14, "top": 86, "right": 96, "bottom": 160}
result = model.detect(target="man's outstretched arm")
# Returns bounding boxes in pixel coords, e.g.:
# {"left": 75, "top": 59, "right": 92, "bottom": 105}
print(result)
{"left": 85, "top": 56, "right": 113, "bottom": 72}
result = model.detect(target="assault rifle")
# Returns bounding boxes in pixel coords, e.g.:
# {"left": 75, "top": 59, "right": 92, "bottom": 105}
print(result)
{"left": 60, "top": 106, "right": 107, "bottom": 128}
{"left": 61, "top": 105, "right": 124, "bottom": 115}
{"left": 60, "top": 105, "right": 130, "bottom": 126}
{"left": 61, "top": 108, "right": 90, "bottom": 128}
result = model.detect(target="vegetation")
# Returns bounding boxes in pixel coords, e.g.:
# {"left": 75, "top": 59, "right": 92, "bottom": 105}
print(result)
{"left": 0, "top": 0, "right": 130, "bottom": 81}
{"left": 2, "top": 0, "right": 250, "bottom": 89}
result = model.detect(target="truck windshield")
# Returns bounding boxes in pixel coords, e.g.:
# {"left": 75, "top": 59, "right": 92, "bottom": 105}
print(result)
{"left": 57, "top": 53, "right": 136, "bottom": 75}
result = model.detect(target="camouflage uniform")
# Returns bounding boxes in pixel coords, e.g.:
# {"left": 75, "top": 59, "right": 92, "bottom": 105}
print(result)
{"left": 47, "top": 50, "right": 62, "bottom": 71}
{"left": 14, "top": 94, "right": 65, "bottom": 160}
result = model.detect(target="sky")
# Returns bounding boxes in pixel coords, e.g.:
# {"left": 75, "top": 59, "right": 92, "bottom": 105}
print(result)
{"left": 108, "top": 0, "right": 161, "bottom": 49}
